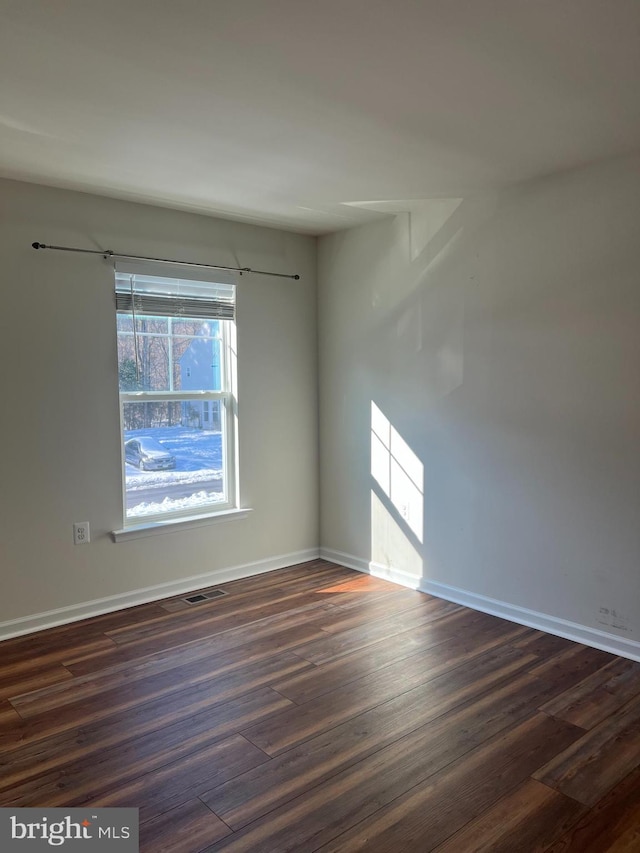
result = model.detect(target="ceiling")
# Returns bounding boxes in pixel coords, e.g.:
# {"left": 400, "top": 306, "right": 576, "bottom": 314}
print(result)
{"left": 1, "top": 0, "right": 639, "bottom": 234}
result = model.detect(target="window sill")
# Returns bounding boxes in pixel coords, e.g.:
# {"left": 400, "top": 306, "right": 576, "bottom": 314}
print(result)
{"left": 111, "top": 508, "right": 252, "bottom": 542}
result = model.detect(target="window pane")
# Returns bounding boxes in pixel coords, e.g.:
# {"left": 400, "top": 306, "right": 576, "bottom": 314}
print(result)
{"left": 117, "top": 314, "right": 169, "bottom": 335}
{"left": 123, "top": 400, "right": 226, "bottom": 519}
{"left": 173, "top": 337, "right": 221, "bottom": 391}
{"left": 171, "top": 318, "right": 220, "bottom": 337}
{"left": 117, "top": 335, "right": 170, "bottom": 392}
{"left": 116, "top": 315, "right": 134, "bottom": 334}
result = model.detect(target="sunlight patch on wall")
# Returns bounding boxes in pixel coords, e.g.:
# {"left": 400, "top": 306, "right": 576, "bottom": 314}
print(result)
{"left": 370, "top": 491, "right": 423, "bottom": 584}
{"left": 371, "top": 402, "right": 423, "bottom": 543}
{"left": 409, "top": 198, "right": 463, "bottom": 262}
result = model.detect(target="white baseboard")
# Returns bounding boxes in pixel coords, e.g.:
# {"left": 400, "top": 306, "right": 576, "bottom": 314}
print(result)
{"left": 9, "top": 541, "right": 639, "bottom": 663}
{"left": 320, "top": 547, "right": 640, "bottom": 663}
{"left": 0, "top": 548, "right": 321, "bottom": 641}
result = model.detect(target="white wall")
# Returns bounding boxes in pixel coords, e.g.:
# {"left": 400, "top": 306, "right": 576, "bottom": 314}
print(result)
{"left": 318, "top": 154, "right": 640, "bottom": 651}
{"left": 0, "top": 179, "right": 318, "bottom": 629}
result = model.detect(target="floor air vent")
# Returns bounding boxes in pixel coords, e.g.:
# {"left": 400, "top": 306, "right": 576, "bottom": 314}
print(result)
{"left": 183, "top": 589, "right": 227, "bottom": 605}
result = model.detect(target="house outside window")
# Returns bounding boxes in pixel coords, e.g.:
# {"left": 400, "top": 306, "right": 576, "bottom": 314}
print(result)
{"left": 115, "top": 268, "right": 237, "bottom": 524}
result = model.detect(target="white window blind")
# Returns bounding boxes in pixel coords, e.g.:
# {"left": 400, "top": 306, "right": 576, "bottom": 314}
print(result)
{"left": 114, "top": 260, "right": 237, "bottom": 321}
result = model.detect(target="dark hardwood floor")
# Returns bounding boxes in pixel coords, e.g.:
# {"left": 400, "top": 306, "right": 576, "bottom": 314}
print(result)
{"left": 2, "top": 559, "right": 640, "bottom": 851}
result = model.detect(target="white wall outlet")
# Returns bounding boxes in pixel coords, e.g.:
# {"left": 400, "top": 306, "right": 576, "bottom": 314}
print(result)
{"left": 73, "top": 522, "right": 90, "bottom": 545}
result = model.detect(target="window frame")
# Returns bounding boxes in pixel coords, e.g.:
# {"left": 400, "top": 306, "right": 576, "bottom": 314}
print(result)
{"left": 116, "top": 275, "right": 238, "bottom": 528}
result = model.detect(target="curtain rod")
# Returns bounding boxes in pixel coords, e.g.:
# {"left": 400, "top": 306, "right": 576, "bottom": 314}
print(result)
{"left": 31, "top": 242, "right": 300, "bottom": 280}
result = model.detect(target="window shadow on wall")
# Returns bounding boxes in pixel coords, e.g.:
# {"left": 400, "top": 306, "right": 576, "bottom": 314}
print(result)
{"left": 370, "top": 401, "right": 424, "bottom": 587}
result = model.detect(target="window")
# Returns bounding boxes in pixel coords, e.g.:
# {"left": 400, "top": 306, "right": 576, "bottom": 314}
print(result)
{"left": 115, "top": 268, "right": 237, "bottom": 525}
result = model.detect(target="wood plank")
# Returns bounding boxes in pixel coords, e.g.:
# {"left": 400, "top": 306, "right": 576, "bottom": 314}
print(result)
{"left": 62, "top": 580, "right": 423, "bottom": 678}
{"left": 194, "top": 560, "right": 367, "bottom": 599}
{"left": 318, "top": 592, "right": 473, "bottom": 635}
{"left": 155, "top": 560, "right": 355, "bottom": 613}
{"left": 0, "top": 602, "right": 164, "bottom": 667}
{"left": 0, "top": 635, "right": 116, "bottom": 677}
{"left": 306, "top": 572, "right": 399, "bottom": 593}
{"left": 0, "top": 687, "right": 291, "bottom": 796}
{"left": 140, "top": 800, "right": 231, "bottom": 853}
{"left": 306, "top": 585, "right": 415, "bottom": 617}
{"left": 104, "top": 585, "right": 335, "bottom": 648}
{"left": 534, "top": 692, "right": 640, "bottom": 806}
{"left": 12, "top": 622, "right": 326, "bottom": 717}
{"left": 528, "top": 644, "right": 617, "bottom": 693}
{"left": 513, "top": 630, "right": 577, "bottom": 660}
{"left": 202, "top": 670, "right": 562, "bottom": 830}
{"left": 157, "top": 559, "right": 332, "bottom": 610}
{"left": 63, "top": 598, "right": 335, "bottom": 676}
{"left": 276, "top": 610, "right": 525, "bottom": 705}
{"left": 1, "top": 652, "right": 311, "bottom": 751}
{"left": 540, "top": 658, "right": 640, "bottom": 729}
{"left": 244, "top": 640, "right": 535, "bottom": 756}
{"left": 106, "top": 565, "right": 358, "bottom": 645}
{"left": 60, "top": 593, "right": 343, "bottom": 676}
{"left": 0, "top": 700, "right": 20, "bottom": 725}
{"left": 545, "top": 765, "right": 640, "bottom": 852}
{"left": 8, "top": 652, "right": 313, "bottom": 733}
{"left": 89, "top": 734, "right": 267, "bottom": 822}
{"left": 0, "top": 731, "right": 267, "bottom": 819}
{"left": 0, "top": 664, "right": 73, "bottom": 702}
{"left": 204, "top": 713, "right": 582, "bottom": 852}
{"left": 275, "top": 628, "right": 450, "bottom": 705}
{"left": 431, "top": 779, "right": 585, "bottom": 852}
{"left": 292, "top": 597, "right": 462, "bottom": 665}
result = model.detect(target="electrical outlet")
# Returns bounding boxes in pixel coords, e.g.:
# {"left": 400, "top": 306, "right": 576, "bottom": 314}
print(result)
{"left": 73, "top": 522, "right": 90, "bottom": 545}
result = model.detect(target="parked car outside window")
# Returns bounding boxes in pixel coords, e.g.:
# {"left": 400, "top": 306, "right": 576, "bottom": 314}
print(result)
{"left": 124, "top": 436, "right": 176, "bottom": 471}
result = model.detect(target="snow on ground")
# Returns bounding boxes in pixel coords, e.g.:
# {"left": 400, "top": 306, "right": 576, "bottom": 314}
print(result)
{"left": 126, "top": 468, "right": 222, "bottom": 491}
{"left": 127, "top": 491, "right": 226, "bottom": 518}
